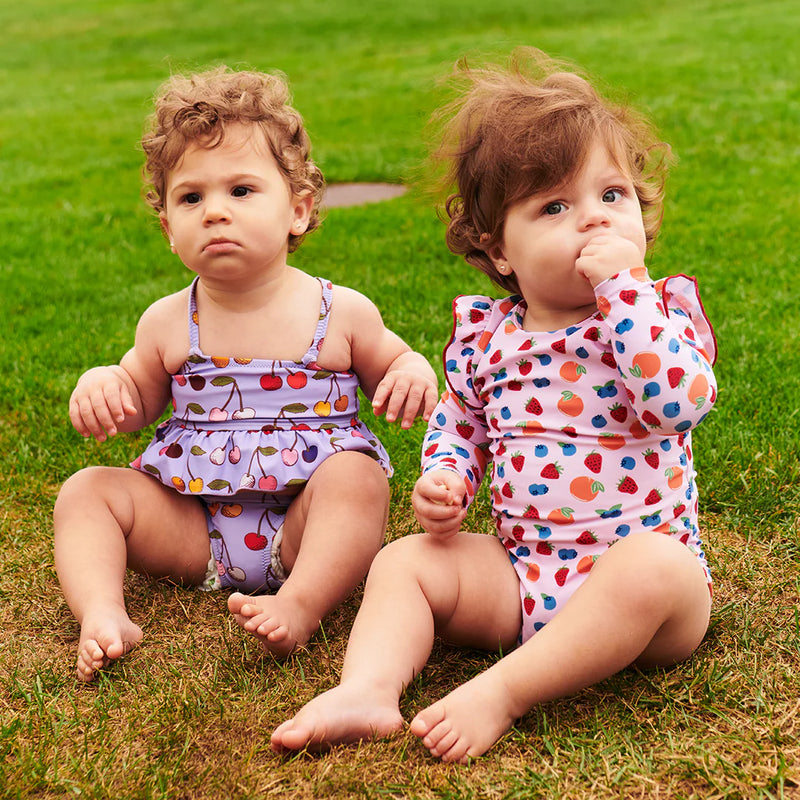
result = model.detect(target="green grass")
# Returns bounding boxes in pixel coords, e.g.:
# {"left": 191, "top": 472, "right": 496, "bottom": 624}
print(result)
{"left": 1, "top": 0, "right": 799, "bottom": 797}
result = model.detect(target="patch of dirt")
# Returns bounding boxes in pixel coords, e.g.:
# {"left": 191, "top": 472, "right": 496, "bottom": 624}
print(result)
{"left": 323, "top": 182, "right": 407, "bottom": 208}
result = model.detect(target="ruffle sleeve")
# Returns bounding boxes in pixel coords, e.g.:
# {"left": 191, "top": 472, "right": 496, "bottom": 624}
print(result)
{"left": 656, "top": 274, "right": 717, "bottom": 366}
{"left": 422, "top": 295, "right": 517, "bottom": 502}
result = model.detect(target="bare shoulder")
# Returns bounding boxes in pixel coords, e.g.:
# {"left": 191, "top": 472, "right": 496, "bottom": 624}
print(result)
{"left": 329, "top": 284, "right": 382, "bottom": 329}
{"left": 135, "top": 286, "right": 191, "bottom": 371}
{"left": 137, "top": 286, "right": 189, "bottom": 328}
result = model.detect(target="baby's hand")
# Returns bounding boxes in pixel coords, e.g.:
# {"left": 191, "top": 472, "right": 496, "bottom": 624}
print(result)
{"left": 576, "top": 233, "right": 645, "bottom": 288}
{"left": 372, "top": 369, "right": 438, "bottom": 430}
{"left": 69, "top": 366, "right": 138, "bottom": 442}
{"left": 412, "top": 470, "right": 467, "bottom": 538}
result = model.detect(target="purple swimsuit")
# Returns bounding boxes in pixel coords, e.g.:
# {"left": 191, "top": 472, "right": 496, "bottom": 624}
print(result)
{"left": 132, "top": 277, "right": 392, "bottom": 593}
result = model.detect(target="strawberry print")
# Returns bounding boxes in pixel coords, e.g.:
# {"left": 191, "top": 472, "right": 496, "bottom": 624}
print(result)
{"left": 667, "top": 367, "right": 686, "bottom": 388}
{"left": 421, "top": 270, "right": 717, "bottom": 643}
{"left": 469, "top": 308, "right": 485, "bottom": 324}
{"left": 540, "top": 462, "right": 562, "bottom": 479}
{"left": 523, "top": 594, "right": 536, "bottom": 615}
{"left": 526, "top": 397, "right": 543, "bottom": 415}
{"left": 643, "top": 449, "right": 659, "bottom": 468}
{"left": 584, "top": 451, "right": 603, "bottom": 473}
{"left": 645, "top": 488, "right": 663, "bottom": 505}
{"left": 609, "top": 403, "right": 628, "bottom": 423}
{"left": 456, "top": 420, "right": 475, "bottom": 439}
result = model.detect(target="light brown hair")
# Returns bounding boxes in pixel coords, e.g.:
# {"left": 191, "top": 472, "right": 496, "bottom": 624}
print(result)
{"left": 141, "top": 67, "right": 324, "bottom": 252}
{"left": 432, "top": 48, "right": 672, "bottom": 293}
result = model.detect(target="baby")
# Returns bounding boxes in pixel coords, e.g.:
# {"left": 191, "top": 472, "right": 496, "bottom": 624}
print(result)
{"left": 54, "top": 67, "right": 438, "bottom": 681}
{"left": 270, "top": 48, "right": 717, "bottom": 763}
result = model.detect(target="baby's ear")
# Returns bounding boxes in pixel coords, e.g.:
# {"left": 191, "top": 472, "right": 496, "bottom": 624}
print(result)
{"left": 486, "top": 241, "right": 507, "bottom": 269}
{"left": 159, "top": 215, "right": 176, "bottom": 252}
{"left": 291, "top": 192, "right": 314, "bottom": 235}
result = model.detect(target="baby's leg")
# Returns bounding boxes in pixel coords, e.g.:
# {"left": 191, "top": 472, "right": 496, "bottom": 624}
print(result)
{"left": 409, "top": 532, "right": 712, "bottom": 763}
{"left": 53, "top": 466, "right": 211, "bottom": 681}
{"left": 228, "top": 451, "right": 389, "bottom": 658}
{"left": 270, "top": 530, "right": 521, "bottom": 751}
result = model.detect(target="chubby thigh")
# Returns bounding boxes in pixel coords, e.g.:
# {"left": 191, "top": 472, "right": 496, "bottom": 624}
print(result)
{"left": 389, "top": 531, "right": 523, "bottom": 652}
{"left": 54, "top": 465, "right": 213, "bottom": 587}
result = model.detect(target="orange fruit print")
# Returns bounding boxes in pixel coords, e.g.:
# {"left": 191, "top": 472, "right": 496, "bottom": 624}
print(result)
{"left": 630, "top": 351, "right": 661, "bottom": 378}
{"left": 557, "top": 391, "right": 584, "bottom": 417}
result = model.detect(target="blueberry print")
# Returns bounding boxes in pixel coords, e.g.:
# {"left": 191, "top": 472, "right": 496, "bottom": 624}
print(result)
{"left": 422, "top": 270, "right": 717, "bottom": 643}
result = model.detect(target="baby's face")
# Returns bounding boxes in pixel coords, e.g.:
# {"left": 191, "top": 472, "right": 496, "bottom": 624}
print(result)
{"left": 489, "top": 141, "right": 647, "bottom": 331}
{"left": 160, "top": 123, "right": 312, "bottom": 283}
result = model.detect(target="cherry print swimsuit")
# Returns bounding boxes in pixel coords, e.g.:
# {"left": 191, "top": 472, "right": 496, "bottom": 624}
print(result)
{"left": 132, "top": 277, "right": 391, "bottom": 593}
{"left": 421, "top": 269, "right": 717, "bottom": 644}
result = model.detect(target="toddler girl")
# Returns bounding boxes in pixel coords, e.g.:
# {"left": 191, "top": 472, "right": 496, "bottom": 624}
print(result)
{"left": 54, "top": 67, "right": 438, "bottom": 682}
{"left": 270, "top": 49, "right": 717, "bottom": 762}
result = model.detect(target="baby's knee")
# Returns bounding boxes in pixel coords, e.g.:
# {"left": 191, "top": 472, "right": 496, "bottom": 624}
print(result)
{"left": 318, "top": 451, "right": 390, "bottom": 502}
{"left": 602, "top": 533, "right": 706, "bottom": 607}
{"left": 54, "top": 466, "right": 132, "bottom": 524}
{"left": 368, "top": 532, "right": 446, "bottom": 581}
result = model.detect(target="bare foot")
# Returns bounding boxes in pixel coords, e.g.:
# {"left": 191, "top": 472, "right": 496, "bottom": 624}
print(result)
{"left": 228, "top": 591, "right": 318, "bottom": 659}
{"left": 270, "top": 683, "right": 404, "bottom": 752}
{"left": 408, "top": 670, "right": 518, "bottom": 763}
{"left": 75, "top": 605, "right": 143, "bottom": 682}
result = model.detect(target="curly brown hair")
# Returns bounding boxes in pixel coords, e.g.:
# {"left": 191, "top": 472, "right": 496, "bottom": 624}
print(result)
{"left": 431, "top": 48, "right": 673, "bottom": 294}
{"left": 141, "top": 67, "right": 325, "bottom": 252}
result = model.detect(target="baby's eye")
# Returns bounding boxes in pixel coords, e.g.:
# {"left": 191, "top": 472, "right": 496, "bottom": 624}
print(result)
{"left": 232, "top": 186, "right": 251, "bottom": 198}
{"left": 602, "top": 188, "right": 624, "bottom": 203}
{"left": 182, "top": 192, "right": 202, "bottom": 205}
{"left": 543, "top": 201, "right": 565, "bottom": 216}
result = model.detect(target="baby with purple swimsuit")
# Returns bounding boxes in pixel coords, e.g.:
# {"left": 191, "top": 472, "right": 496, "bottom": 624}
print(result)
{"left": 54, "top": 67, "right": 437, "bottom": 682}
{"left": 132, "top": 276, "right": 393, "bottom": 594}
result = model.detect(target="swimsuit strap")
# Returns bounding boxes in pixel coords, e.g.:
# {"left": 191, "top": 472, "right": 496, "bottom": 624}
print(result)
{"left": 188, "top": 277, "right": 201, "bottom": 351}
{"left": 186, "top": 276, "right": 332, "bottom": 361}
{"left": 305, "top": 278, "right": 333, "bottom": 361}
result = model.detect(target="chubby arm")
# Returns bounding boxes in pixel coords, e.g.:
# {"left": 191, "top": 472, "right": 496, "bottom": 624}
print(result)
{"left": 343, "top": 288, "right": 438, "bottom": 428}
{"left": 69, "top": 299, "right": 176, "bottom": 441}
{"left": 596, "top": 271, "right": 717, "bottom": 435}
{"left": 576, "top": 233, "right": 716, "bottom": 434}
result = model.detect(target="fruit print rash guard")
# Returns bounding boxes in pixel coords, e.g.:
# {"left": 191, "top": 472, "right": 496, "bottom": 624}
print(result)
{"left": 421, "top": 268, "right": 717, "bottom": 644}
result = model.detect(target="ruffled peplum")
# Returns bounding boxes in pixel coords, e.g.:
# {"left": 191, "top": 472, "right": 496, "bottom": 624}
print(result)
{"left": 132, "top": 357, "right": 391, "bottom": 498}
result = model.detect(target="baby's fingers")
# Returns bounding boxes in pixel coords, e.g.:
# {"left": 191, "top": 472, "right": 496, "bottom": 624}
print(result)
{"left": 396, "top": 381, "right": 430, "bottom": 429}
{"left": 69, "top": 396, "right": 111, "bottom": 441}
{"left": 373, "top": 375, "right": 411, "bottom": 426}
{"left": 104, "top": 384, "right": 137, "bottom": 425}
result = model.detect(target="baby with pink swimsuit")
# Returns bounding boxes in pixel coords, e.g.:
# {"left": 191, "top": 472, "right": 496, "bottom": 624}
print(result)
{"left": 269, "top": 49, "right": 718, "bottom": 765}
{"left": 423, "top": 272, "right": 715, "bottom": 644}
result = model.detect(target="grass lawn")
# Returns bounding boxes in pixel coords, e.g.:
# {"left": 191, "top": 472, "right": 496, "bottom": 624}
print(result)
{"left": 1, "top": 0, "right": 798, "bottom": 797}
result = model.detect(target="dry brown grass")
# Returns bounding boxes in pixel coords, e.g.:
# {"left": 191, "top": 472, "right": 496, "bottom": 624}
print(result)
{"left": 1, "top": 491, "right": 798, "bottom": 799}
